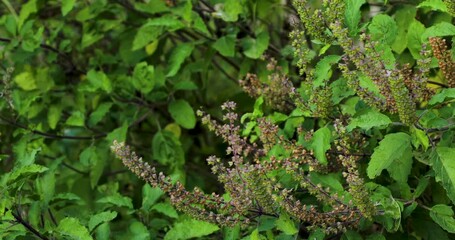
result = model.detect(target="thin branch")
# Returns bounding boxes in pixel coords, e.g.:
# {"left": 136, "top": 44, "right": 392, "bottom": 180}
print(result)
{"left": 6, "top": 208, "right": 49, "bottom": 240}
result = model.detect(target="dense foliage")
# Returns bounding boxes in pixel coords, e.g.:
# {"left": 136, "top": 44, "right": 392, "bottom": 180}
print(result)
{"left": 1, "top": 0, "right": 455, "bottom": 239}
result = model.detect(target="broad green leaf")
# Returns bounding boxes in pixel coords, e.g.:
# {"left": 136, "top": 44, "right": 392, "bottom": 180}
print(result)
{"left": 21, "top": 26, "right": 43, "bottom": 52}
{"left": 414, "top": 176, "right": 430, "bottom": 199}
{"left": 345, "top": 0, "right": 366, "bottom": 36}
{"left": 164, "top": 219, "right": 220, "bottom": 240}
{"left": 133, "top": 0, "right": 168, "bottom": 14}
{"left": 167, "top": 44, "right": 194, "bottom": 77}
{"left": 347, "top": 109, "right": 392, "bottom": 131}
{"left": 432, "top": 147, "right": 455, "bottom": 204}
{"left": 65, "top": 111, "right": 85, "bottom": 127}
{"left": 213, "top": 35, "right": 236, "bottom": 57}
{"left": 8, "top": 164, "right": 48, "bottom": 184}
{"left": 192, "top": 13, "right": 211, "bottom": 35}
{"left": 36, "top": 171, "right": 55, "bottom": 206}
{"left": 220, "top": 0, "right": 243, "bottom": 22}
{"left": 132, "top": 62, "right": 155, "bottom": 94}
{"left": 152, "top": 203, "right": 178, "bottom": 218}
{"left": 310, "top": 172, "right": 344, "bottom": 192}
{"left": 417, "top": 0, "right": 449, "bottom": 12}
{"left": 79, "top": 146, "right": 98, "bottom": 167}
{"left": 367, "top": 133, "right": 412, "bottom": 181}
{"left": 89, "top": 103, "right": 113, "bottom": 126}
{"left": 313, "top": 55, "right": 341, "bottom": 87}
{"left": 430, "top": 204, "right": 455, "bottom": 233}
{"left": 132, "top": 24, "right": 163, "bottom": 51}
{"left": 368, "top": 14, "right": 398, "bottom": 45}
{"left": 173, "top": 80, "right": 198, "bottom": 91}
{"left": 97, "top": 193, "right": 134, "bottom": 209}
{"left": 308, "top": 229, "right": 325, "bottom": 240}
{"left": 275, "top": 212, "right": 298, "bottom": 235}
{"left": 106, "top": 121, "right": 129, "bottom": 143}
{"left": 421, "top": 22, "right": 455, "bottom": 41}
{"left": 428, "top": 88, "right": 455, "bottom": 105}
{"left": 310, "top": 126, "right": 331, "bottom": 165}
{"left": 391, "top": 6, "right": 417, "bottom": 53}
{"left": 18, "top": 0, "right": 37, "bottom": 30}
{"left": 242, "top": 31, "right": 270, "bottom": 59}
{"left": 406, "top": 20, "right": 426, "bottom": 59}
{"left": 342, "top": 230, "right": 363, "bottom": 240}
{"left": 86, "top": 70, "right": 112, "bottom": 93}
{"left": 152, "top": 130, "right": 185, "bottom": 165}
{"left": 142, "top": 184, "right": 164, "bottom": 210}
{"left": 168, "top": 100, "right": 196, "bottom": 129}
{"left": 14, "top": 70, "right": 36, "bottom": 91}
{"left": 88, "top": 211, "right": 117, "bottom": 231}
{"left": 411, "top": 126, "right": 430, "bottom": 150}
{"left": 56, "top": 217, "right": 93, "bottom": 240}
{"left": 90, "top": 150, "right": 105, "bottom": 189}
{"left": 366, "top": 233, "right": 386, "bottom": 240}
{"left": 129, "top": 221, "right": 150, "bottom": 240}
{"left": 61, "top": 0, "right": 76, "bottom": 16}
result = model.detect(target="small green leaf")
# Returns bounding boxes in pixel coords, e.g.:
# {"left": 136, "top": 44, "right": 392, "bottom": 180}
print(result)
{"left": 173, "top": 80, "right": 198, "bottom": 91}
{"left": 347, "top": 109, "right": 392, "bottom": 131}
{"left": 88, "top": 211, "right": 117, "bottom": 231}
{"left": 430, "top": 204, "right": 455, "bottom": 233}
{"left": 152, "top": 130, "right": 185, "bottom": 166}
{"left": 14, "top": 70, "right": 36, "bottom": 91}
{"left": 168, "top": 100, "right": 196, "bottom": 129}
{"left": 313, "top": 55, "right": 341, "bottom": 87}
{"left": 368, "top": 14, "right": 398, "bottom": 45}
{"left": 342, "top": 230, "right": 363, "bottom": 240}
{"left": 421, "top": 22, "right": 455, "bottom": 41}
{"left": 97, "top": 193, "right": 134, "bottom": 209}
{"left": 132, "top": 62, "right": 155, "bottom": 94}
{"left": 8, "top": 164, "right": 48, "bottom": 184}
{"left": 428, "top": 88, "right": 455, "bottom": 105}
{"left": 220, "top": 0, "right": 243, "bottom": 22}
{"left": 106, "top": 121, "right": 129, "bottom": 143}
{"left": 432, "top": 147, "right": 455, "bottom": 204}
{"left": 133, "top": 24, "right": 163, "bottom": 51}
{"left": 164, "top": 219, "right": 219, "bottom": 240}
{"left": 213, "top": 35, "right": 236, "bottom": 57}
{"left": 142, "top": 184, "right": 164, "bottom": 210}
{"left": 56, "top": 217, "right": 93, "bottom": 240}
{"left": 275, "top": 212, "right": 298, "bottom": 235}
{"left": 152, "top": 203, "right": 178, "bottom": 218}
{"left": 417, "top": 0, "right": 449, "bottom": 13}
{"left": 89, "top": 103, "right": 113, "bottom": 126}
{"left": 345, "top": 0, "right": 366, "bottom": 36}
{"left": 129, "top": 221, "right": 150, "bottom": 240}
{"left": 18, "top": 0, "right": 37, "bottom": 30}
{"left": 310, "top": 126, "right": 331, "bottom": 165}
{"left": 61, "top": 0, "right": 76, "bottom": 16}
{"left": 86, "top": 69, "right": 113, "bottom": 93}
{"left": 367, "top": 133, "right": 412, "bottom": 180}
{"left": 242, "top": 31, "right": 270, "bottom": 59}
{"left": 167, "top": 44, "right": 194, "bottom": 77}
{"left": 36, "top": 171, "right": 55, "bottom": 206}
{"left": 406, "top": 20, "right": 426, "bottom": 59}
{"left": 65, "top": 111, "right": 85, "bottom": 127}
{"left": 48, "top": 105, "right": 62, "bottom": 130}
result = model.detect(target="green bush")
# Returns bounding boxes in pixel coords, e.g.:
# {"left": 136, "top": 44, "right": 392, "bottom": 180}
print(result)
{"left": 1, "top": 0, "right": 455, "bottom": 239}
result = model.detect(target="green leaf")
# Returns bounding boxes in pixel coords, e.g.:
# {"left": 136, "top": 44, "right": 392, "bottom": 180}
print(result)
{"left": 391, "top": 6, "right": 417, "bottom": 53}
{"left": 347, "top": 109, "right": 392, "bottom": 131}
{"left": 89, "top": 103, "right": 113, "bottom": 126}
{"left": 313, "top": 55, "right": 341, "bottom": 87}
{"left": 152, "top": 203, "right": 178, "bottom": 218}
{"left": 367, "top": 133, "right": 412, "bottom": 181}
{"left": 36, "top": 171, "right": 55, "bottom": 206}
{"left": 430, "top": 204, "right": 455, "bottom": 233}
{"left": 47, "top": 105, "right": 62, "bottom": 130}
{"left": 88, "top": 211, "right": 117, "bottom": 231}
{"left": 342, "top": 230, "right": 363, "bottom": 240}
{"left": 220, "top": 0, "right": 243, "bottom": 22}
{"left": 310, "top": 126, "right": 331, "bottom": 165}
{"left": 65, "top": 111, "right": 85, "bottom": 127}
{"left": 132, "top": 62, "right": 155, "bottom": 94}
{"left": 97, "top": 193, "right": 134, "bottom": 209}
{"left": 421, "top": 22, "right": 455, "bottom": 41}
{"left": 368, "top": 14, "right": 398, "bottom": 45}
{"left": 432, "top": 147, "right": 455, "bottom": 204}
{"left": 8, "top": 164, "right": 48, "bottom": 184}
{"left": 18, "top": 0, "right": 37, "bottom": 30}
{"left": 56, "top": 217, "right": 93, "bottom": 240}
{"left": 61, "top": 0, "right": 76, "bottom": 16}
{"left": 79, "top": 146, "right": 98, "bottom": 167}
{"left": 212, "top": 35, "right": 236, "bottom": 57}
{"left": 173, "top": 80, "right": 198, "bottom": 91}
{"left": 344, "top": 0, "right": 366, "bottom": 36}
{"left": 428, "top": 88, "right": 455, "bottom": 105}
{"left": 14, "top": 70, "right": 36, "bottom": 91}
{"left": 417, "top": 0, "right": 449, "bottom": 13}
{"left": 129, "top": 221, "right": 150, "bottom": 240}
{"left": 152, "top": 130, "right": 185, "bottom": 166}
{"left": 133, "top": 25, "right": 164, "bottom": 51}
{"left": 164, "top": 219, "right": 220, "bottom": 240}
{"left": 168, "top": 100, "right": 196, "bottom": 129}
{"left": 308, "top": 229, "right": 326, "bottom": 240}
{"left": 167, "top": 43, "right": 194, "bottom": 77}
{"left": 142, "top": 184, "right": 164, "bottom": 211}
{"left": 406, "top": 20, "right": 426, "bottom": 59}
{"left": 275, "top": 212, "right": 298, "bottom": 235}
{"left": 86, "top": 69, "right": 113, "bottom": 93}
{"left": 106, "top": 121, "right": 129, "bottom": 143}
{"left": 242, "top": 31, "right": 270, "bottom": 59}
